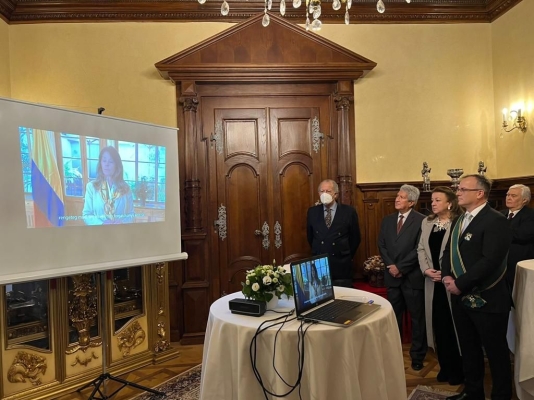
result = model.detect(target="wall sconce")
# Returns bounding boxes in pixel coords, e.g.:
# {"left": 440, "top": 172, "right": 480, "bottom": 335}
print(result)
{"left": 502, "top": 108, "right": 527, "bottom": 133}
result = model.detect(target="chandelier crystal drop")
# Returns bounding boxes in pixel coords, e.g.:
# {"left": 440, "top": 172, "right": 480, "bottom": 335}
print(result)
{"left": 197, "top": 0, "right": 412, "bottom": 28}
{"left": 221, "top": 0, "right": 230, "bottom": 15}
{"left": 376, "top": 0, "right": 385, "bottom": 13}
{"left": 332, "top": 0, "right": 341, "bottom": 11}
{"left": 262, "top": 9, "right": 271, "bottom": 26}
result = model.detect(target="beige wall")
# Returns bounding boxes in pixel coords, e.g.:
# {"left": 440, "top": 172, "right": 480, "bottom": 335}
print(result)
{"left": 0, "top": 19, "right": 10, "bottom": 97}
{"left": 492, "top": 0, "right": 534, "bottom": 178}
{"left": 3, "top": 13, "right": 530, "bottom": 183}
{"left": 320, "top": 24, "right": 495, "bottom": 183}
{"left": 8, "top": 22, "right": 229, "bottom": 127}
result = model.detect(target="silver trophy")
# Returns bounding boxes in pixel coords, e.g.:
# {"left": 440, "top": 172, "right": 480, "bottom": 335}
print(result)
{"left": 421, "top": 162, "right": 431, "bottom": 192}
{"left": 478, "top": 161, "right": 487, "bottom": 176}
{"left": 447, "top": 168, "right": 464, "bottom": 191}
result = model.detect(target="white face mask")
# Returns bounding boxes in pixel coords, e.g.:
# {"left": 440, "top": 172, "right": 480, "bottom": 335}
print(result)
{"left": 320, "top": 193, "right": 333, "bottom": 205}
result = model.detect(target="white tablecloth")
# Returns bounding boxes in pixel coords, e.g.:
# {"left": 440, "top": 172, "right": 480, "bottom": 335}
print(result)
{"left": 200, "top": 287, "right": 406, "bottom": 400}
{"left": 513, "top": 260, "right": 534, "bottom": 400}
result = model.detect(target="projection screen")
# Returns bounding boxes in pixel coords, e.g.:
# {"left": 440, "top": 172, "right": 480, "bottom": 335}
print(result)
{"left": 0, "top": 97, "right": 187, "bottom": 285}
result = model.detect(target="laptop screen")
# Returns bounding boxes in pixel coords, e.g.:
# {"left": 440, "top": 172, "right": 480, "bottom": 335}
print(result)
{"left": 290, "top": 254, "right": 334, "bottom": 315}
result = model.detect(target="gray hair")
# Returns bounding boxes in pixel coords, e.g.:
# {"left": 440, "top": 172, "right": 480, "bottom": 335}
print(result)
{"left": 400, "top": 184, "right": 420, "bottom": 204}
{"left": 509, "top": 184, "right": 531, "bottom": 202}
{"left": 462, "top": 174, "right": 492, "bottom": 199}
{"left": 318, "top": 179, "right": 339, "bottom": 194}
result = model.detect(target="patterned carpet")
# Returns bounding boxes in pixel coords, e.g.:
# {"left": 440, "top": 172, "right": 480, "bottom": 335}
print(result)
{"left": 135, "top": 365, "right": 201, "bottom": 400}
{"left": 408, "top": 385, "right": 459, "bottom": 400}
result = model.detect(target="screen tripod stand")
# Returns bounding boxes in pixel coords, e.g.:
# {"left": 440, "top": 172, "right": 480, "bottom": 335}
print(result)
{"left": 77, "top": 271, "right": 166, "bottom": 399}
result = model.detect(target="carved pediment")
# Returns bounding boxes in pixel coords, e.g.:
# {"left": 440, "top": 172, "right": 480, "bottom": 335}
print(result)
{"left": 155, "top": 12, "right": 376, "bottom": 83}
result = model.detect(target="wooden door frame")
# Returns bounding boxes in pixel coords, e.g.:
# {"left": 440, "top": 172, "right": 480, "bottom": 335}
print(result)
{"left": 156, "top": 13, "right": 376, "bottom": 343}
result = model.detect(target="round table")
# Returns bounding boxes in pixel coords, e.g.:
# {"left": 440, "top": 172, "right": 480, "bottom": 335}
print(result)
{"left": 512, "top": 260, "right": 534, "bottom": 400}
{"left": 199, "top": 287, "right": 407, "bottom": 400}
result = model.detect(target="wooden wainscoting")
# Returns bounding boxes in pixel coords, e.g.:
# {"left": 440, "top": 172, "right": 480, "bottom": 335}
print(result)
{"left": 353, "top": 176, "right": 534, "bottom": 278}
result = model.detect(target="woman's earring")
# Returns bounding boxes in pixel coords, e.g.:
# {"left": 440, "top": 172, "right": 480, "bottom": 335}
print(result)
{"left": 447, "top": 205, "right": 451, "bottom": 210}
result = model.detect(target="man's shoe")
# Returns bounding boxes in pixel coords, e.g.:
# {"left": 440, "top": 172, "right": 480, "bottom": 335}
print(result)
{"left": 411, "top": 361, "right": 423, "bottom": 371}
{"left": 445, "top": 392, "right": 484, "bottom": 400}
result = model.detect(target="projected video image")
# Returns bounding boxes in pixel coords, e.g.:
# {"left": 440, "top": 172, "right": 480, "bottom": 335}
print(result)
{"left": 19, "top": 128, "right": 166, "bottom": 228}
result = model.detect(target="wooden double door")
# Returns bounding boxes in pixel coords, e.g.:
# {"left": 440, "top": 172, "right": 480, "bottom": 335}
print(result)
{"left": 202, "top": 95, "right": 335, "bottom": 296}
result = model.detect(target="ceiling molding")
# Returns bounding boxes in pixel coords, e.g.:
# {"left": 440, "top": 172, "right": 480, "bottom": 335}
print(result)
{"left": 1, "top": 0, "right": 523, "bottom": 24}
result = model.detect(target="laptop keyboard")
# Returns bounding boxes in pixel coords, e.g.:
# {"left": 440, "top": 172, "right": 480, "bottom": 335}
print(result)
{"left": 305, "top": 300, "right": 360, "bottom": 321}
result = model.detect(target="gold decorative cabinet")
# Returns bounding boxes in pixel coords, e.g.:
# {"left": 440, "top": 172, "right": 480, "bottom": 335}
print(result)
{"left": 0, "top": 263, "right": 178, "bottom": 400}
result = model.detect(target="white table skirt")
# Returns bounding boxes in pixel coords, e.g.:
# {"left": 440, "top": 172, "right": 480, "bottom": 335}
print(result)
{"left": 200, "top": 287, "right": 407, "bottom": 400}
{"left": 513, "top": 260, "right": 534, "bottom": 400}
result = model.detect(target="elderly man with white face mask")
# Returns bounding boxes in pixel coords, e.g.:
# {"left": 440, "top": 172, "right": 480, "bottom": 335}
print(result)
{"left": 306, "top": 179, "right": 361, "bottom": 288}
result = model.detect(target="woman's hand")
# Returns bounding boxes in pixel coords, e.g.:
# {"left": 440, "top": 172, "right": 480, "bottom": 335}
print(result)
{"left": 424, "top": 269, "right": 442, "bottom": 282}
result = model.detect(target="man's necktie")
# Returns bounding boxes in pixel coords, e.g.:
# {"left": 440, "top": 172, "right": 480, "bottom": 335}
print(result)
{"left": 325, "top": 208, "right": 332, "bottom": 228}
{"left": 397, "top": 214, "right": 404, "bottom": 235}
{"left": 461, "top": 213, "right": 473, "bottom": 233}
{"left": 508, "top": 212, "right": 514, "bottom": 220}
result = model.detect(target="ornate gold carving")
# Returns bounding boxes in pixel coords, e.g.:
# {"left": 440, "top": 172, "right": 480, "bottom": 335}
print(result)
{"left": 156, "top": 263, "right": 165, "bottom": 285}
{"left": 154, "top": 321, "right": 170, "bottom": 353}
{"left": 114, "top": 300, "right": 140, "bottom": 315}
{"left": 71, "top": 352, "right": 99, "bottom": 367}
{"left": 7, "top": 322, "right": 48, "bottom": 341}
{"left": 67, "top": 274, "right": 102, "bottom": 354}
{"left": 117, "top": 320, "right": 146, "bottom": 357}
{"left": 7, "top": 351, "right": 47, "bottom": 386}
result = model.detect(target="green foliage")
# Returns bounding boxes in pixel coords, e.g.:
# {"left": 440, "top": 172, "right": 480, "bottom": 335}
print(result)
{"left": 241, "top": 263, "right": 293, "bottom": 303}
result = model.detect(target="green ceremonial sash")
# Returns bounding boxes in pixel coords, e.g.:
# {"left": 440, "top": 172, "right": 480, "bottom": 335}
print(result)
{"left": 450, "top": 214, "right": 507, "bottom": 309}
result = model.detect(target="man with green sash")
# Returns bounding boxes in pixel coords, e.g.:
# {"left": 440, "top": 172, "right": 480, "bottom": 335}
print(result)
{"left": 442, "top": 174, "right": 512, "bottom": 400}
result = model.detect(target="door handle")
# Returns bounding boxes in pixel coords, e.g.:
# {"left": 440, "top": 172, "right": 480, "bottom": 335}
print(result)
{"left": 261, "top": 222, "right": 270, "bottom": 250}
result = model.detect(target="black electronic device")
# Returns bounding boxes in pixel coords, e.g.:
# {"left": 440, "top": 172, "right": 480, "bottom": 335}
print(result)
{"left": 229, "top": 298, "right": 266, "bottom": 317}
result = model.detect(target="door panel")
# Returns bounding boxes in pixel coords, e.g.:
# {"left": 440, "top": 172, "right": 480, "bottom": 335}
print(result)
{"left": 204, "top": 96, "right": 332, "bottom": 297}
{"left": 270, "top": 106, "right": 330, "bottom": 265}
{"left": 213, "top": 107, "right": 269, "bottom": 295}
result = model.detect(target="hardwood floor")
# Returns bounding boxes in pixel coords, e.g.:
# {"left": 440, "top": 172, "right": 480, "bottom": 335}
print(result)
{"left": 54, "top": 342, "right": 518, "bottom": 399}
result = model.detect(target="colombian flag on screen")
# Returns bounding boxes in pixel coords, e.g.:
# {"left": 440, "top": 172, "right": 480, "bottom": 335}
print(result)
{"left": 31, "top": 129, "right": 65, "bottom": 227}
{"left": 294, "top": 264, "right": 306, "bottom": 300}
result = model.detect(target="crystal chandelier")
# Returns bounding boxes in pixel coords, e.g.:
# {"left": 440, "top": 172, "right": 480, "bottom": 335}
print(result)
{"left": 199, "top": 0, "right": 412, "bottom": 31}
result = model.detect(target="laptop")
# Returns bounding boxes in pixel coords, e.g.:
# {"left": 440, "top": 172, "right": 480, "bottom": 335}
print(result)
{"left": 289, "top": 254, "right": 381, "bottom": 327}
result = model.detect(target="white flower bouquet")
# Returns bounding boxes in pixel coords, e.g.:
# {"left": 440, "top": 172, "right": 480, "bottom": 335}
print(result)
{"left": 241, "top": 262, "right": 293, "bottom": 303}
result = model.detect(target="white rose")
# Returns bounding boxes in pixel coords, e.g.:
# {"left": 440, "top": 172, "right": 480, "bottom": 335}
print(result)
{"left": 273, "top": 277, "right": 278, "bottom": 283}
{"left": 246, "top": 280, "right": 250, "bottom": 285}
{"left": 252, "top": 283, "right": 260, "bottom": 292}
{"left": 274, "top": 272, "right": 279, "bottom": 278}
{"left": 278, "top": 285, "right": 285, "bottom": 292}
{"left": 263, "top": 276, "right": 272, "bottom": 285}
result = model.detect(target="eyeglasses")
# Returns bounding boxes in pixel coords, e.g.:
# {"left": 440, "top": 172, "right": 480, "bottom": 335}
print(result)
{"left": 456, "top": 188, "right": 482, "bottom": 193}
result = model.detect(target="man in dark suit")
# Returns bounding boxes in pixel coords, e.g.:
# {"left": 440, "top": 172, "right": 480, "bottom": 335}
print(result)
{"left": 307, "top": 179, "right": 361, "bottom": 288}
{"left": 378, "top": 184, "right": 426, "bottom": 371}
{"left": 501, "top": 184, "right": 534, "bottom": 289}
{"left": 442, "top": 174, "right": 512, "bottom": 400}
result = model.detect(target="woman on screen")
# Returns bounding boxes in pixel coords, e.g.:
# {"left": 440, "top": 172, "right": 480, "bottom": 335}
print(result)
{"left": 309, "top": 263, "right": 323, "bottom": 300}
{"left": 82, "top": 146, "right": 134, "bottom": 225}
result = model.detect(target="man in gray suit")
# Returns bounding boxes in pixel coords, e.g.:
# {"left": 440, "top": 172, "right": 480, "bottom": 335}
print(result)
{"left": 501, "top": 184, "right": 534, "bottom": 289}
{"left": 378, "top": 184, "right": 427, "bottom": 370}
